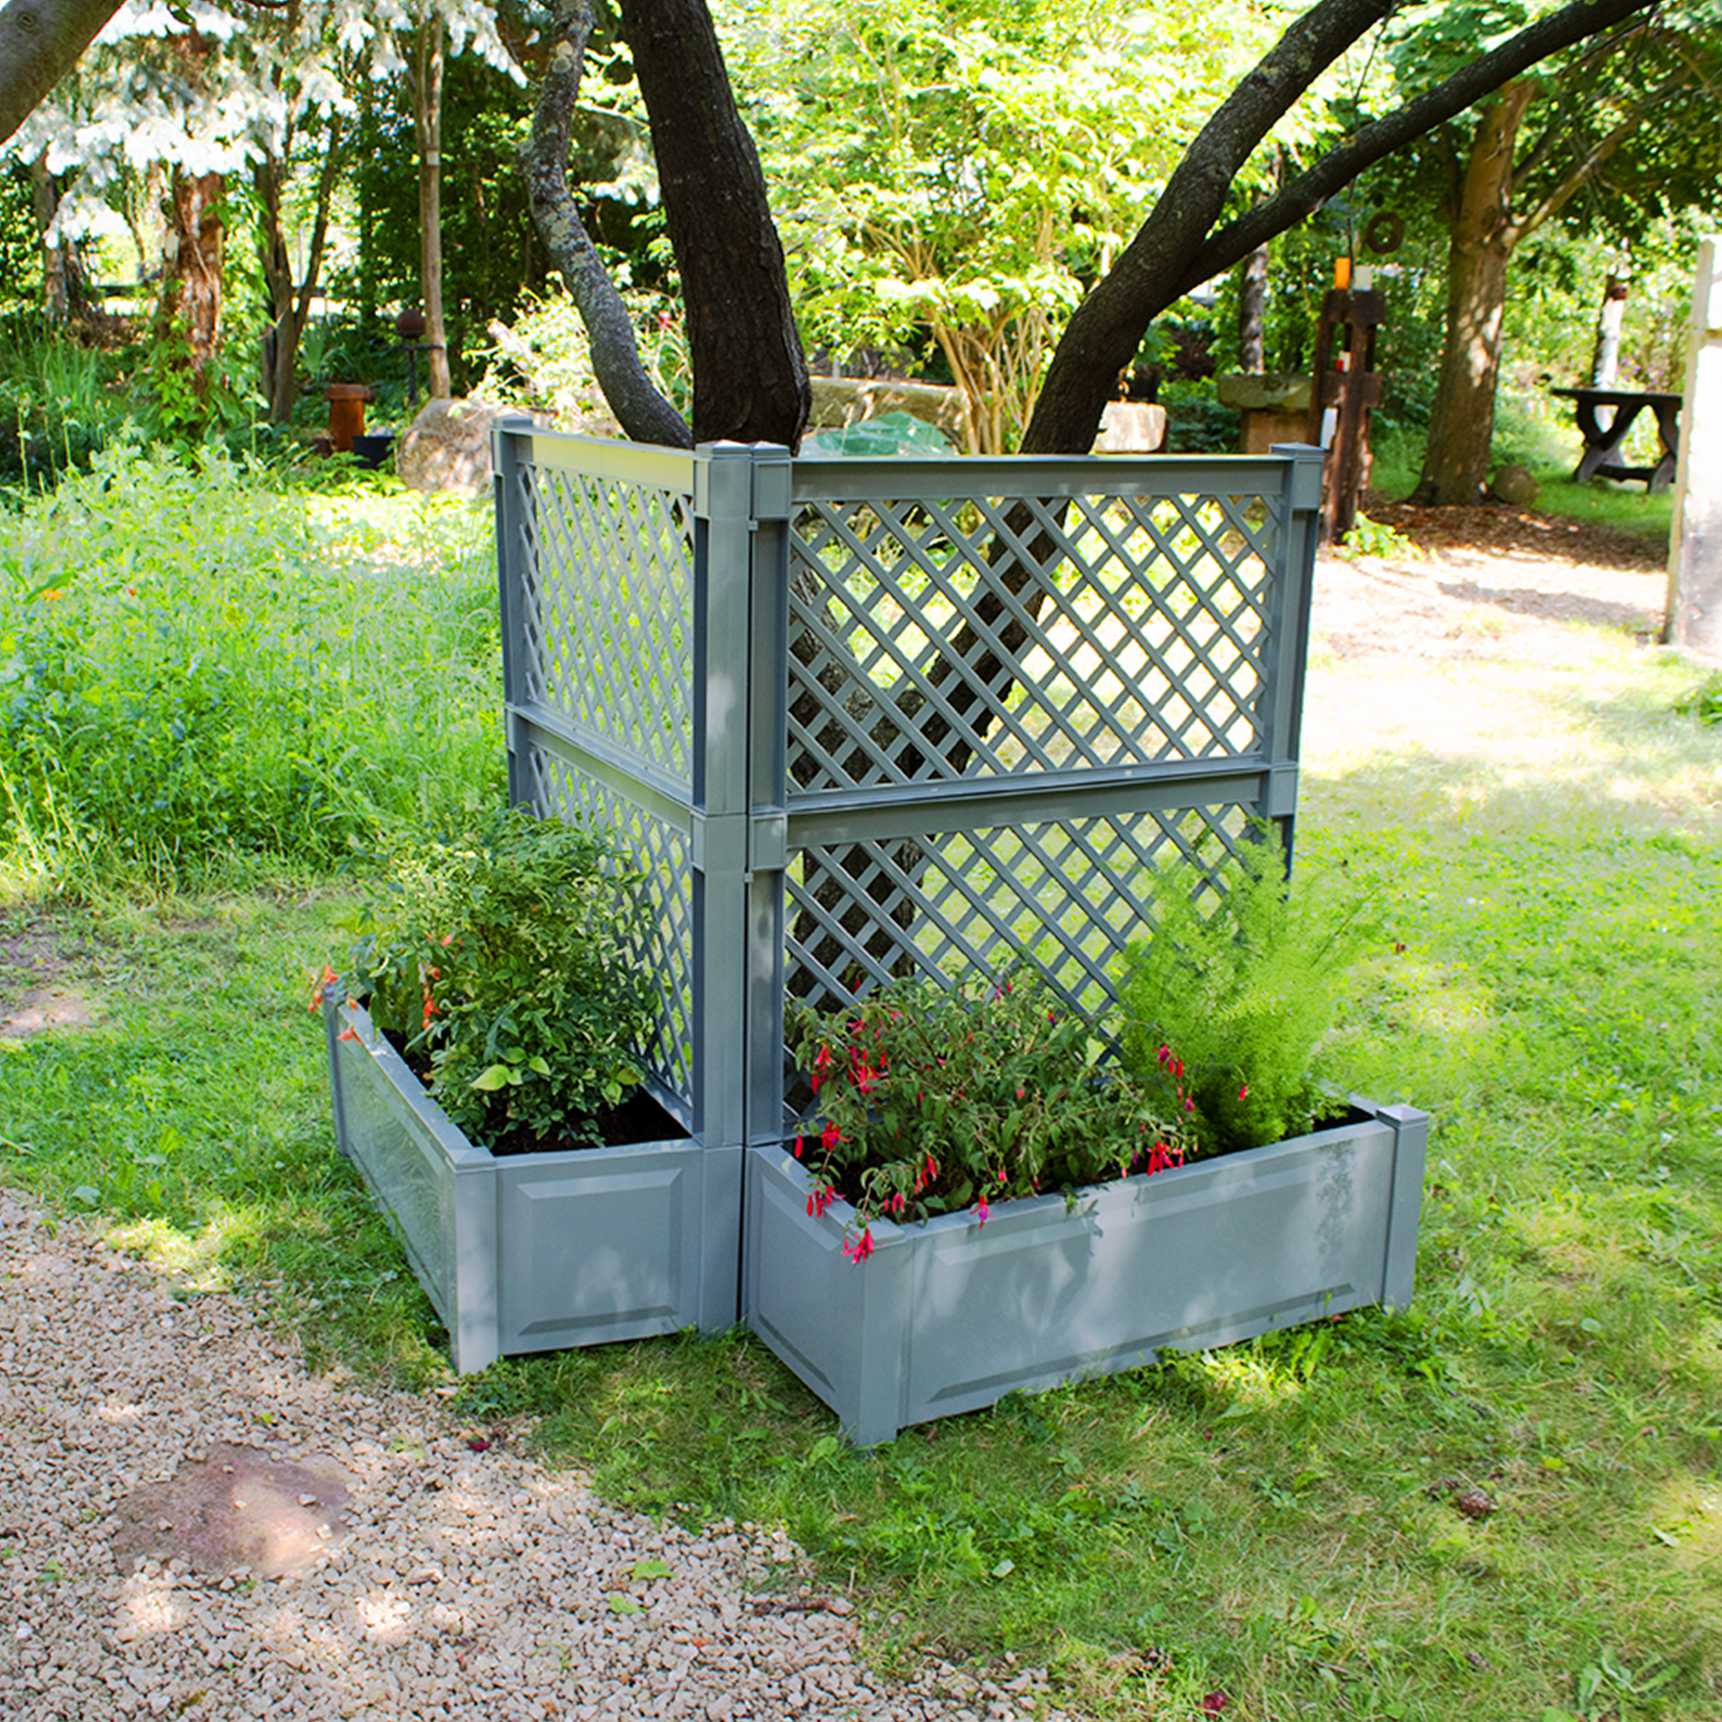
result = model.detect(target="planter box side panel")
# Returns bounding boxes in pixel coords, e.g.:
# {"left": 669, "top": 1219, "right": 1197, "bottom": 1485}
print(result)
{"left": 903, "top": 1125, "right": 1397, "bottom": 1428}
{"left": 496, "top": 1141, "right": 728, "bottom": 1351}
{"left": 330, "top": 1023, "right": 463, "bottom": 1331}
{"left": 746, "top": 1148, "right": 910, "bottom": 1442}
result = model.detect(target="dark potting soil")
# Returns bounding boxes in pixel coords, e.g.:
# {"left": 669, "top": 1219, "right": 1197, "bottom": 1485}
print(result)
{"left": 381, "top": 1028, "right": 688, "bottom": 1156}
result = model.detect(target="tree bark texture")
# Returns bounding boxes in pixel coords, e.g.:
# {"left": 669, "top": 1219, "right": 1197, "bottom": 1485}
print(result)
{"left": 29, "top": 155, "right": 86, "bottom": 323}
{"left": 256, "top": 123, "right": 342, "bottom": 422}
{"left": 1591, "top": 274, "right": 1629, "bottom": 386}
{"left": 0, "top": 0, "right": 121, "bottom": 147}
{"left": 416, "top": 10, "right": 452, "bottom": 399}
{"left": 1416, "top": 86, "right": 1533, "bottom": 505}
{"left": 162, "top": 168, "right": 224, "bottom": 374}
{"left": 524, "top": 0, "right": 691, "bottom": 446}
{"left": 620, "top": 0, "right": 808, "bottom": 446}
{"left": 1238, "top": 244, "right": 1268, "bottom": 373}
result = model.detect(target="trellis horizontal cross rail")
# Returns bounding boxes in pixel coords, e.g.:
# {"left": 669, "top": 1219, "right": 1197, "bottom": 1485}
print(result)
{"left": 492, "top": 418, "right": 1324, "bottom": 1326}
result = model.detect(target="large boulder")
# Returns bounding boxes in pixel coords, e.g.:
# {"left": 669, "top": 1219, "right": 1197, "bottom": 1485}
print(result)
{"left": 1490, "top": 462, "right": 1540, "bottom": 507}
{"left": 397, "top": 398, "right": 521, "bottom": 497}
{"left": 1092, "top": 400, "right": 1167, "bottom": 453}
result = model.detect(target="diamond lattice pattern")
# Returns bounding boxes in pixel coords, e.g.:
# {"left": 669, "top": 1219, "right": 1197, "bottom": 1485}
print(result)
{"left": 519, "top": 465, "right": 696, "bottom": 785}
{"left": 787, "top": 491, "right": 1279, "bottom": 793}
{"left": 528, "top": 751, "right": 695, "bottom": 1113}
{"left": 785, "top": 804, "right": 1253, "bottom": 1023}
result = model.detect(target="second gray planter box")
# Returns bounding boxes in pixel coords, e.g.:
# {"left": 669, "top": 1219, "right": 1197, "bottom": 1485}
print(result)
{"left": 325, "top": 998, "right": 738, "bottom": 1372}
{"left": 746, "top": 1100, "right": 1428, "bottom": 1445}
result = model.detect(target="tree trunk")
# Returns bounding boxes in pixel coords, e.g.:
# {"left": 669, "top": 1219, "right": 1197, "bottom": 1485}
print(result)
{"left": 415, "top": 10, "right": 451, "bottom": 399}
{"left": 1238, "top": 243, "right": 1268, "bottom": 373}
{"left": 1591, "top": 273, "right": 1628, "bottom": 386}
{"left": 1414, "top": 85, "right": 1532, "bottom": 505}
{"left": 256, "top": 123, "right": 342, "bottom": 422}
{"left": 162, "top": 168, "right": 224, "bottom": 375}
{"left": 620, "top": 0, "right": 808, "bottom": 446}
{"left": 29, "top": 155, "right": 85, "bottom": 323}
{"left": 523, "top": 0, "right": 690, "bottom": 446}
{"left": 0, "top": 0, "right": 123, "bottom": 147}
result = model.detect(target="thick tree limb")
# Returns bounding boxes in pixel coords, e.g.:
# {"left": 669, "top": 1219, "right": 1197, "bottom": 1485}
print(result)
{"left": 1022, "top": 0, "right": 1400, "bottom": 452}
{"left": 620, "top": 0, "right": 808, "bottom": 446}
{"left": 1176, "top": 0, "right": 1662, "bottom": 296}
{"left": 0, "top": 0, "right": 121, "bottom": 145}
{"left": 524, "top": 0, "right": 691, "bottom": 447}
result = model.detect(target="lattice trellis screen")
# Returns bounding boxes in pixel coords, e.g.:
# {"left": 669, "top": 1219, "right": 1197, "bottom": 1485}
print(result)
{"left": 493, "top": 425, "right": 1322, "bottom": 1154}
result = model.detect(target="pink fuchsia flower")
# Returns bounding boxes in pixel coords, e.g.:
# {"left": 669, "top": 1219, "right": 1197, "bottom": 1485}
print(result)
{"left": 1237, "top": 1083, "right": 1249, "bottom": 1102}
{"left": 821, "top": 1120, "right": 843, "bottom": 1153}
{"left": 996, "top": 1168, "right": 1007, "bottom": 1184}
{"left": 975, "top": 1196, "right": 991, "bottom": 1227}
{"left": 805, "top": 1183, "right": 837, "bottom": 1220}
{"left": 842, "top": 1227, "right": 875, "bottom": 1265}
{"left": 1184, "top": 1097, "right": 1195, "bottom": 1112}
{"left": 1014, "top": 1087, "right": 1026, "bottom": 1101}
{"left": 1156, "top": 1042, "right": 1170, "bottom": 1065}
{"left": 811, "top": 1043, "right": 832, "bottom": 1094}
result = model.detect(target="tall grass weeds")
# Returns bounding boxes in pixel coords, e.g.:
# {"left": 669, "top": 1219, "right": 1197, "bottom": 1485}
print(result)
{"left": 0, "top": 446, "right": 501, "bottom": 897}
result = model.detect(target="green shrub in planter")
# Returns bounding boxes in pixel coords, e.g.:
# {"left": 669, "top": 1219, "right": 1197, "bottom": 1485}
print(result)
{"left": 1119, "top": 828, "right": 1382, "bottom": 1154}
{"left": 344, "top": 807, "right": 657, "bottom": 1150}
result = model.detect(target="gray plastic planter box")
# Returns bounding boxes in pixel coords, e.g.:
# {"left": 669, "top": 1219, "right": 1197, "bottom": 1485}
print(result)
{"left": 325, "top": 998, "right": 738, "bottom": 1372}
{"left": 745, "top": 1099, "right": 1428, "bottom": 1445}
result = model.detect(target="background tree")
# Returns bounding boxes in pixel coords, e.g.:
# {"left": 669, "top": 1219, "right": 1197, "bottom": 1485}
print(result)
{"left": 1408, "top": 5, "right": 1722, "bottom": 503}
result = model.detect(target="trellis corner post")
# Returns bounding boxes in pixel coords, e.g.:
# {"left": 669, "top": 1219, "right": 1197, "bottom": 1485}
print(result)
{"left": 493, "top": 411, "right": 537, "bottom": 812}
{"left": 1267, "top": 442, "right": 1325, "bottom": 868}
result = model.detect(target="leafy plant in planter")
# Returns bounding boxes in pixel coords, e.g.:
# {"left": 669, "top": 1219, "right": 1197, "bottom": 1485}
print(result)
{"left": 786, "top": 974, "right": 1182, "bottom": 1261}
{"left": 342, "top": 807, "right": 657, "bottom": 1151}
{"left": 1119, "top": 829, "right": 1382, "bottom": 1155}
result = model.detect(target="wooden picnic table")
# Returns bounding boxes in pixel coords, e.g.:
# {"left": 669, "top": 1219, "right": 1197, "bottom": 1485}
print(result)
{"left": 1550, "top": 386, "right": 1682, "bottom": 491}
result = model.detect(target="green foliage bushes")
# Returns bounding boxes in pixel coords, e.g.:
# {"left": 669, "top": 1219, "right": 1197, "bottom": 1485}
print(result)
{"left": 0, "top": 446, "right": 500, "bottom": 895}
{"left": 343, "top": 808, "right": 657, "bottom": 1150}
{"left": 1120, "top": 832, "right": 1382, "bottom": 1155}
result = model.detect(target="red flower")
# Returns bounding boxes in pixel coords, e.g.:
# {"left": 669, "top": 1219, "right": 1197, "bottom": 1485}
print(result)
{"left": 1014, "top": 1087, "right": 1026, "bottom": 1101}
{"left": 888, "top": 1191, "right": 906, "bottom": 1215}
{"left": 975, "top": 1195, "right": 991, "bottom": 1227}
{"left": 821, "top": 1120, "right": 842, "bottom": 1153}
{"left": 812, "top": 1043, "right": 832, "bottom": 1095}
{"left": 806, "top": 1183, "right": 837, "bottom": 1220}
{"left": 793, "top": 1133, "right": 804, "bottom": 1159}
{"left": 996, "top": 1167, "right": 1007, "bottom": 1184}
{"left": 1156, "top": 1043, "right": 1169, "bottom": 1065}
{"left": 307, "top": 964, "right": 337, "bottom": 1013}
{"left": 337, "top": 1024, "right": 359, "bottom": 1043}
{"left": 1237, "top": 1082, "right": 1249, "bottom": 1102}
{"left": 925, "top": 1153, "right": 938, "bottom": 1184}
{"left": 841, "top": 1226, "right": 875, "bottom": 1265}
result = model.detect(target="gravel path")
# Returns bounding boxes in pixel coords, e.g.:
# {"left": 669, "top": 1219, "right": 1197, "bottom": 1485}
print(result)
{"left": 0, "top": 1193, "right": 1055, "bottom": 1721}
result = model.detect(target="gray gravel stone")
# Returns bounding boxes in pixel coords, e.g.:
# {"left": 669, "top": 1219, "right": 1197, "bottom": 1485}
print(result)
{"left": 0, "top": 1192, "right": 1062, "bottom": 1721}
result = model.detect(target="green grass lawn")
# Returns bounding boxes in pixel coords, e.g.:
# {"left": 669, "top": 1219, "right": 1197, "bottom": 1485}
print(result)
{"left": 0, "top": 510, "right": 1717, "bottom": 1720}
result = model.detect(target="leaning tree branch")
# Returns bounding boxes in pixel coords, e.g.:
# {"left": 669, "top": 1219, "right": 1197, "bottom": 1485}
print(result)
{"left": 1174, "top": 0, "right": 1663, "bottom": 296}
{"left": 524, "top": 0, "right": 691, "bottom": 447}
{"left": 0, "top": 0, "right": 122, "bottom": 145}
{"left": 620, "top": 0, "right": 809, "bottom": 446}
{"left": 1021, "top": 0, "right": 1401, "bottom": 450}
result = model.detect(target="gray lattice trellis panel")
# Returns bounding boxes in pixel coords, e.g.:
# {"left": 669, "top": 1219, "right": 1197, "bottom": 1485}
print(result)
{"left": 517, "top": 462, "right": 696, "bottom": 785}
{"left": 785, "top": 804, "right": 1253, "bottom": 1021}
{"left": 787, "top": 489, "right": 1281, "bottom": 794}
{"left": 527, "top": 750, "right": 696, "bottom": 1119}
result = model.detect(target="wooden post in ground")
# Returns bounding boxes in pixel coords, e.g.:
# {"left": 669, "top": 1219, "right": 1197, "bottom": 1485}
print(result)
{"left": 1665, "top": 238, "right": 1722, "bottom": 661}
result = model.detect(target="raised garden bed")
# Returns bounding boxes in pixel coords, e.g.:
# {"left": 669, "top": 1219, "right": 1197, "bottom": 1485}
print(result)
{"left": 745, "top": 1099, "right": 1427, "bottom": 1446}
{"left": 324, "top": 996, "right": 738, "bottom": 1372}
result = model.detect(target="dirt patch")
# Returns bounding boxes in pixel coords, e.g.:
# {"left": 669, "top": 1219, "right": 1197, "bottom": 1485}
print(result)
{"left": 1368, "top": 495, "right": 1664, "bottom": 572}
{"left": 111, "top": 1443, "right": 355, "bottom": 1579}
{"left": 1314, "top": 499, "right": 1667, "bottom": 665}
{"left": 0, "top": 987, "right": 97, "bottom": 1038}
